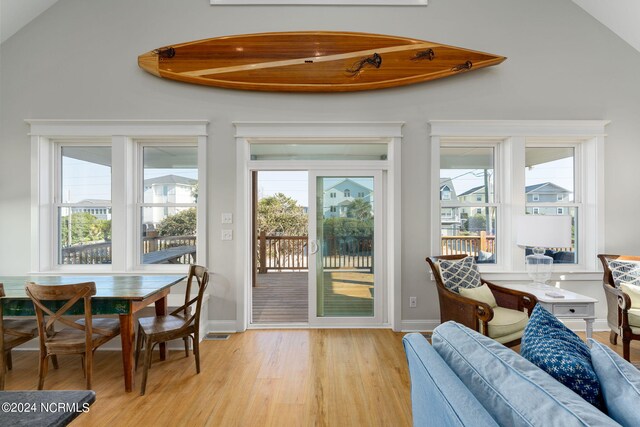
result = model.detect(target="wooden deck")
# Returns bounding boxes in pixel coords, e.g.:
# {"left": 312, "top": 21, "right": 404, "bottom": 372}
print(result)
{"left": 252, "top": 271, "right": 374, "bottom": 324}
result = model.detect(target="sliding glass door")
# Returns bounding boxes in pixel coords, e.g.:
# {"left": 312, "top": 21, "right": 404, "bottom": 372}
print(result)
{"left": 308, "top": 171, "right": 382, "bottom": 325}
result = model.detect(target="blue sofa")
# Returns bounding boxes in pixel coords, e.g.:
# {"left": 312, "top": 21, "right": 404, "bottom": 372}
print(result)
{"left": 403, "top": 322, "right": 618, "bottom": 427}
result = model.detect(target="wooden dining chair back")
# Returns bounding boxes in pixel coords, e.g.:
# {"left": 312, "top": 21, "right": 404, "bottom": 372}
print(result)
{"left": 26, "top": 281, "right": 121, "bottom": 390}
{"left": 426, "top": 255, "right": 537, "bottom": 348}
{"left": 0, "top": 283, "right": 40, "bottom": 390}
{"left": 135, "top": 265, "right": 209, "bottom": 395}
{"left": 597, "top": 254, "right": 640, "bottom": 361}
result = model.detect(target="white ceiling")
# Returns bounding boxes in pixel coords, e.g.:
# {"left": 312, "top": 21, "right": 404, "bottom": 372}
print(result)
{"left": 1, "top": 0, "right": 640, "bottom": 52}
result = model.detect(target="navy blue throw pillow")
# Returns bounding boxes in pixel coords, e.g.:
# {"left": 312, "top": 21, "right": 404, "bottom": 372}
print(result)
{"left": 521, "top": 304, "right": 604, "bottom": 410}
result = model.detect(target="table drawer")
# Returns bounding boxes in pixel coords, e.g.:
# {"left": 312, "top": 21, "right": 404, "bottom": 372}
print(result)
{"left": 552, "top": 304, "right": 590, "bottom": 317}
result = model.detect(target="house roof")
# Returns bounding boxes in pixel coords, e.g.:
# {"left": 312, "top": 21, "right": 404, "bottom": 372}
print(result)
{"left": 144, "top": 175, "right": 197, "bottom": 186}
{"left": 324, "top": 178, "right": 372, "bottom": 194}
{"left": 525, "top": 182, "right": 570, "bottom": 194}
{"left": 458, "top": 185, "right": 485, "bottom": 197}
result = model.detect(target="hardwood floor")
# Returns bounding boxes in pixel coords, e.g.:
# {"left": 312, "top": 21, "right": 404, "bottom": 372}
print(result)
{"left": 4, "top": 329, "right": 639, "bottom": 426}
{"left": 4, "top": 329, "right": 412, "bottom": 427}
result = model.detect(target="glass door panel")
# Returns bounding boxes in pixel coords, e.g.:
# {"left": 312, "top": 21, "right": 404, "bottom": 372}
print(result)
{"left": 309, "top": 172, "right": 381, "bottom": 324}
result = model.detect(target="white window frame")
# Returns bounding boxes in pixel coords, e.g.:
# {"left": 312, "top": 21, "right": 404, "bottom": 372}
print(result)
{"left": 430, "top": 120, "right": 608, "bottom": 278}
{"left": 532, "top": 194, "right": 540, "bottom": 201}
{"left": 27, "top": 120, "right": 208, "bottom": 273}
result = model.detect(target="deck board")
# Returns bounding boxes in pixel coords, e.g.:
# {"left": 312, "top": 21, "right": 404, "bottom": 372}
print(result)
{"left": 252, "top": 271, "right": 374, "bottom": 324}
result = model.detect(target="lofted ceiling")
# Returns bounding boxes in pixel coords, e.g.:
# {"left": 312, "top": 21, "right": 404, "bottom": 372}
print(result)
{"left": 1, "top": 0, "right": 640, "bottom": 53}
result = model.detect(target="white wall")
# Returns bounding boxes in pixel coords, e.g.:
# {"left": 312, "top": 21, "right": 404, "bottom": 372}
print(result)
{"left": 2, "top": 0, "right": 640, "bottom": 329}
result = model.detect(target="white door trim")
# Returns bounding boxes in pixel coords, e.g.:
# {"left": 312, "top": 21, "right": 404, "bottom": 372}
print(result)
{"left": 234, "top": 122, "right": 403, "bottom": 332}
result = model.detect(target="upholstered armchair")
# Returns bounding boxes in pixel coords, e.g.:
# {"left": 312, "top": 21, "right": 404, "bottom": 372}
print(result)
{"left": 426, "top": 254, "right": 537, "bottom": 348}
{"left": 597, "top": 254, "right": 640, "bottom": 361}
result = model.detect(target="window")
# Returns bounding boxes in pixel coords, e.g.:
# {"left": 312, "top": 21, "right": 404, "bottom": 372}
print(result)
{"left": 430, "top": 120, "right": 607, "bottom": 273}
{"left": 441, "top": 185, "right": 451, "bottom": 201}
{"left": 330, "top": 206, "right": 337, "bottom": 213}
{"left": 344, "top": 189, "right": 351, "bottom": 197}
{"left": 330, "top": 192, "right": 336, "bottom": 198}
{"left": 525, "top": 146, "right": 576, "bottom": 263}
{"left": 28, "top": 120, "right": 208, "bottom": 272}
{"left": 439, "top": 145, "right": 497, "bottom": 264}
{"left": 358, "top": 192, "right": 365, "bottom": 198}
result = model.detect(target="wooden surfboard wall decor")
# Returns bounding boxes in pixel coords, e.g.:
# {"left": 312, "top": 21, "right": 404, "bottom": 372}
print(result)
{"left": 138, "top": 31, "right": 506, "bottom": 92}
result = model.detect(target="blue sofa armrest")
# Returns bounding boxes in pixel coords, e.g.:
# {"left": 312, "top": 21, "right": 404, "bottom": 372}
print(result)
{"left": 402, "top": 333, "right": 498, "bottom": 427}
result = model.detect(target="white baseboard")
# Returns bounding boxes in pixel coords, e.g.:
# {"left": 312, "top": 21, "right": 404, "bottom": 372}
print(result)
{"left": 205, "top": 320, "right": 238, "bottom": 333}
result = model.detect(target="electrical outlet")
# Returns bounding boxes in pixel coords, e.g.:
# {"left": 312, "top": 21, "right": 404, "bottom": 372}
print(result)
{"left": 409, "top": 296, "right": 417, "bottom": 308}
{"left": 221, "top": 229, "right": 233, "bottom": 241}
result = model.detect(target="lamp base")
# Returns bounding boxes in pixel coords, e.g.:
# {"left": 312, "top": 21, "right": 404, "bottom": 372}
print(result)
{"left": 526, "top": 247, "right": 553, "bottom": 288}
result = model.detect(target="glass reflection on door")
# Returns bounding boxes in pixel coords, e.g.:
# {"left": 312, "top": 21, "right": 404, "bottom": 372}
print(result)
{"left": 315, "top": 177, "right": 374, "bottom": 317}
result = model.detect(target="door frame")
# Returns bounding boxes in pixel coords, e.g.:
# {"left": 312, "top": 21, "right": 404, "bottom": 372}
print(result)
{"left": 234, "top": 122, "right": 403, "bottom": 331}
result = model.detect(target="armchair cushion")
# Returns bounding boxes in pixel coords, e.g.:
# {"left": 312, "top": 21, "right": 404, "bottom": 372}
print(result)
{"left": 521, "top": 305, "right": 604, "bottom": 410}
{"left": 608, "top": 260, "right": 640, "bottom": 287}
{"left": 589, "top": 338, "right": 640, "bottom": 426}
{"left": 620, "top": 282, "right": 640, "bottom": 309}
{"left": 438, "top": 256, "right": 481, "bottom": 293}
{"left": 459, "top": 284, "right": 497, "bottom": 308}
{"left": 488, "top": 307, "right": 528, "bottom": 341}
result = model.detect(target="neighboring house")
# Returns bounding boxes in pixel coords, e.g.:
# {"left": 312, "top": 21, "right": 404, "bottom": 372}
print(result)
{"left": 323, "top": 178, "right": 372, "bottom": 218}
{"left": 71, "top": 199, "right": 111, "bottom": 220}
{"left": 457, "top": 185, "right": 490, "bottom": 220}
{"left": 525, "top": 182, "right": 572, "bottom": 215}
{"left": 143, "top": 174, "right": 197, "bottom": 225}
{"left": 440, "top": 178, "right": 461, "bottom": 236}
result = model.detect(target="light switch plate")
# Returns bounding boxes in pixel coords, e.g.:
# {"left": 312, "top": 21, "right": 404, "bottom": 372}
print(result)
{"left": 221, "top": 213, "right": 233, "bottom": 224}
{"left": 221, "top": 229, "right": 233, "bottom": 240}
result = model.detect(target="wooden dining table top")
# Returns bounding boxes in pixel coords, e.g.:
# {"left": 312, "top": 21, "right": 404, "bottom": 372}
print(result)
{"left": 0, "top": 275, "right": 186, "bottom": 316}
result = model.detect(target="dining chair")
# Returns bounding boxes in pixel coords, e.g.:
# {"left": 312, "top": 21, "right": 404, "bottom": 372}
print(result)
{"left": 1, "top": 283, "right": 42, "bottom": 390}
{"left": 25, "top": 281, "right": 121, "bottom": 390}
{"left": 135, "top": 265, "right": 209, "bottom": 395}
{"left": 426, "top": 255, "right": 537, "bottom": 348}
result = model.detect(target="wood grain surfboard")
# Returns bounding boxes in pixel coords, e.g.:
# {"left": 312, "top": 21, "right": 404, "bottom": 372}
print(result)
{"left": 138, "top": 31, "right": 506, "bottom": 92}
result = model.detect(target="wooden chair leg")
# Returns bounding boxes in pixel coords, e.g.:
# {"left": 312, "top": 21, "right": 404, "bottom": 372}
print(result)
{"left": 6, "top": 351, "right": 12, "bottom": 371}
{"left": 38, "top": 353, "right": 48, "bottom": 390}
{"left": 140, "top": 338, "right": 154, "bottom": 395}
{"left": 193, "top": 333, "right": 200, "bottom": 374}
{"left": 135, "top": 327, "right": 144, "bottom": 370}
{"left": 0, "top": 353, "right": 5, "bottom": 390}
{"left": 85, "top": 351, "right": 93, "bottom": 390}
{"left": 609, "top": 330, "right": 618, "bottom": 345}
{"left": 623, "top": 339, "right": 631, "bottom": 361}
{"left": 183, "top": 337, "right": 189, "bottom": 357}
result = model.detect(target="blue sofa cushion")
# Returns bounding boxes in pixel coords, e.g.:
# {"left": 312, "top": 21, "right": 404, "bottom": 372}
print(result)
{"left": 438, "top": 256, "right": 481, "bottom": 292}
{"left": 589, "top": 338, "right": 640, "bottom": 426}
{"left": 402, "top": 333, "right": 499, "bottom": 427}
{"left": 521, "top": 305, "right": 604, "bottom": 410}
{"left": 432, "top": 322, "right": 617, "bottom": 427}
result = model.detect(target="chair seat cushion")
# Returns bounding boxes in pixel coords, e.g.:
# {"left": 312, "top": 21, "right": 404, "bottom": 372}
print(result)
{"left": 487, "top": 307, "right": 528, "bottom": 339}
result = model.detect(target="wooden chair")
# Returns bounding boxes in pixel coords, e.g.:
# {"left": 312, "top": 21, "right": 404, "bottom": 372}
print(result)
{"left": 25, "top": 281, "right": 121, "bottom": 390}
{"left": 1, "top": 283, "right": 42, "bottom": 390}
{"left": 135, "top": 265, "right": 209, "bottom": 395}
{"left": 426, "top": 255, "right": 537, "bottom": 348}
{"left": 597, "top": 254, "right": 640, "bottom": 361}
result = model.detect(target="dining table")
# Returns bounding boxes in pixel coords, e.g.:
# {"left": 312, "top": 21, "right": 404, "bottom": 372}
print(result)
{"left": 0, "top": 275, "right": 186, "bottom": 393}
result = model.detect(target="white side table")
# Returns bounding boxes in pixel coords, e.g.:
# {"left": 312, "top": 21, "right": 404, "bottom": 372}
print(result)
{"left": 501, "top": 284, "right": 598, "bottom": 340}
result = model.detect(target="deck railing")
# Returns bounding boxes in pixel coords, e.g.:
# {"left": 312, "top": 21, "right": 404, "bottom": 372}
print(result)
{"left": 257, "top": 232, "right": 372, "bottom": 272}
{"left": 60, "top": 235, "right": 196, "bottom": 264}
{"left": 441, "top": 232, "right": 495, "bottom": 257}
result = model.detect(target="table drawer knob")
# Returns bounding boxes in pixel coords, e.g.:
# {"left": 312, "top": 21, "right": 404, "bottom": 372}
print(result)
{"left": 569, "top": 308, "right": 575, "bottom": 313}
